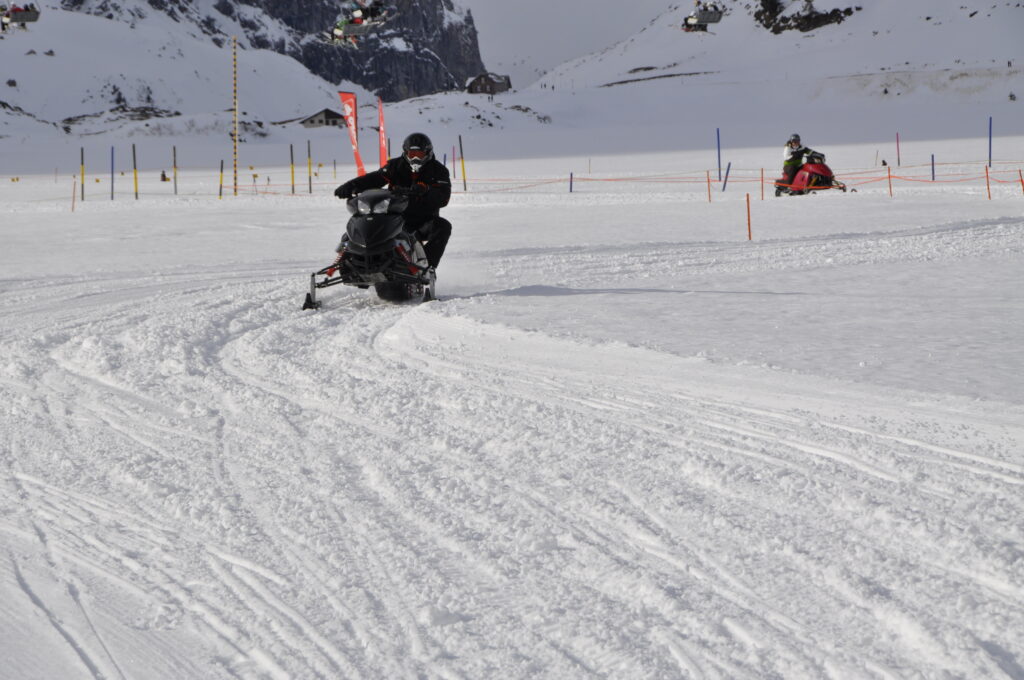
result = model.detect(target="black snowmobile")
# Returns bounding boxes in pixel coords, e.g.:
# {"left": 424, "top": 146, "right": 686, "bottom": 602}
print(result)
{"left": 302, "top": 188, "right": 436, "bottom": 309}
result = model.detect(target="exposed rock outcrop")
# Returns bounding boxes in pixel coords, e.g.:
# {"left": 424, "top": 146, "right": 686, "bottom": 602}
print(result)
{"left": 754, "top": 0, "right": 862, "bottom": 34}
{"left": 59, "top": 0, "right": 486, "bottom": 101}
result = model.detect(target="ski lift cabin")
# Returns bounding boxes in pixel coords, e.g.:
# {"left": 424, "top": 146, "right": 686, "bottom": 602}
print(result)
{"left": 683, "top": 3, "right": 723, "bottom": 32}
{"left": 2, "top": 4, "right": 41, "bottom": 26}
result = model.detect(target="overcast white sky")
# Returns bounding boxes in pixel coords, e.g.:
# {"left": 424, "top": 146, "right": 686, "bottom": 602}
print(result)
{"left": 457, "top": 0, "right": 673, "bottom": 88}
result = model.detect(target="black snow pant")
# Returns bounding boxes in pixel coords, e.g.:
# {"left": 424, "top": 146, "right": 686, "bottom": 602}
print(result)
{"left": 782, "top": 164, "right": 799, "bottom": 186}
{"left": 409, "top": 216, "right": 452, "bottom": 268}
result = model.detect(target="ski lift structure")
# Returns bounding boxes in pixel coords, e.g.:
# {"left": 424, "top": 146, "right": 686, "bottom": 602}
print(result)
{"left": 1, "top": 3, "right": 42, "bottom": 31}
{"left": 682, "top": 3, "right": 724, "bottom": 33}
{"left": 322, "top": 1, "right": 394, "bottom": 48}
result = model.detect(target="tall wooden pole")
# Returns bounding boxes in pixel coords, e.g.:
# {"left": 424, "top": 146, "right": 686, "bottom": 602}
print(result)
{"left": 232, "top": 36, "right": 239, "bottom": 197}
{"left": 458, "top": 135, "right": 467, "bottom": 192}
{"left": 132, "top": 143, "right": 139, "bottom": 200}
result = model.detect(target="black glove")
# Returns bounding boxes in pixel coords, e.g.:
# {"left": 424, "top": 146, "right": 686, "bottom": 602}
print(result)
{"left": 412, "top": 181, "right": 430, "bottom": 197}
{"left": 334, "top": 182, "right": 354, "bottom": 199}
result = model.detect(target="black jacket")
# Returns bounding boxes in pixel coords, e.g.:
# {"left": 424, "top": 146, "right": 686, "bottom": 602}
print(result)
{"left": 336, "top": 157, "right": 451, "bottom": 227}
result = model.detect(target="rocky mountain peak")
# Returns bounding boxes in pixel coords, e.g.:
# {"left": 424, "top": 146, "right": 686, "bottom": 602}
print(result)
{"left": 58, "top": 0, "right": 487, "bottom": 101}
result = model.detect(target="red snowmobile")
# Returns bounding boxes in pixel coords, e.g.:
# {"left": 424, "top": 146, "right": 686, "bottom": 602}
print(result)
{"left": 774, "top": 151, "right": 847, "bottom": 196}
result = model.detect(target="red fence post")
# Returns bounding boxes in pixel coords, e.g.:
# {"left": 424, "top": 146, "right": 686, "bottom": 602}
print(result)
{"left": 746, "top": 193, "right": 752, "bottom": 240}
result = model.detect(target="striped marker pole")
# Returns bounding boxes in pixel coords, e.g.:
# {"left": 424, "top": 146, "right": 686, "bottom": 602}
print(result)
{"left": 232, "top": 36, "right": 239, "bottom": 196}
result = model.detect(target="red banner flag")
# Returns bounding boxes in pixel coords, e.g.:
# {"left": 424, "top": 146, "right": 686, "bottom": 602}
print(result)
{"left": 338, "top": 92, "right": 366, "bottom": 177}
{"left": 377, "top": 97, "right": 388, "bottom": 169}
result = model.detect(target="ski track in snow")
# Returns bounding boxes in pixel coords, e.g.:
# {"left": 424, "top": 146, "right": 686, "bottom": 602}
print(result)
{"left": 1, "top": 199, "right": 1023, "bottom": 678}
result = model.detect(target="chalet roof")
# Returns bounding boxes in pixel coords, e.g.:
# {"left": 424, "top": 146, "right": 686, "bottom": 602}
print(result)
{"left": 465, "top": 73, "right": 512, "bottom": 88}
{"left": 300, "top": 108, "right": 343, "bottom": 122}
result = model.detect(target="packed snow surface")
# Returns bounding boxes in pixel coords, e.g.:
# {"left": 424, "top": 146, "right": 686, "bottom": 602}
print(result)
{"left": 2, "top": 139, "right": 1023, "bottom": 678}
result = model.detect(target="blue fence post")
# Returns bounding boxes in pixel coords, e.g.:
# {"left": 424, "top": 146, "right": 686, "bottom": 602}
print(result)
{"left": 570, "top": 172, "right": 574, "bottom": 193}
{"left": 931, "top": 154, "right": 935, "bottom": 181}
{"left": 721, "top": 162, "right": 732, "bottom": 192}
{"left": 110, "top": 146, "right": 114, "bottom": 200}
{"left": 717, "top": 128, "right": 722, "bottom": 181}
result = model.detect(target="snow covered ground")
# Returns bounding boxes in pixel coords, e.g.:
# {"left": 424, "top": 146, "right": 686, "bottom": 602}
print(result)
{"left": 2, "top": 137, "right": 1023, "bottom": 678}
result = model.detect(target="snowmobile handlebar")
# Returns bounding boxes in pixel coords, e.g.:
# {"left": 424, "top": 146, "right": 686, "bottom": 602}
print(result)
{"left": 341, "top": 186, "right": 421, "bottom": 200}
{"left": 385, "top": 186, "right": 424, "bottom": 197}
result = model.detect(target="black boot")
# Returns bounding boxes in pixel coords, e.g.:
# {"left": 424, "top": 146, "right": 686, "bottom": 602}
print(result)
{"left": 417, "top": 217, "right": 452, "bottom": 268}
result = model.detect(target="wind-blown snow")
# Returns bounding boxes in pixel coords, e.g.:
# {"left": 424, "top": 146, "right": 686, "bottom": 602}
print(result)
{"left": 2, "top": 137, "right": 1023, "bottom": 678}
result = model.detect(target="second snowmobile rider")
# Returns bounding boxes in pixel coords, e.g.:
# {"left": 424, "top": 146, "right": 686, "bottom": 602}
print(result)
{"left": 334, "top": 132, "right": 452, "bottom": 270}
{"left": 781, "top": 133, "right": 814, "bottom": 186}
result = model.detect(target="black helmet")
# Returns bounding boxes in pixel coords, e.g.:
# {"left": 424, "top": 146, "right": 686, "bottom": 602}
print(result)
{"left": 788, "top": 133, "right": 801, "bottom": 145}
{"left": 402, "top": 132, "right": 434, "bottom": 171}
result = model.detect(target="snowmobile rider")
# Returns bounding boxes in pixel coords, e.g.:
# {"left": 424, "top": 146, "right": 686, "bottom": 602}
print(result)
{"left": 782, "top": 134, "right": 814, "bottom": 186}
{"left": 334, "top": 132, "right": 452, "bottom": 270}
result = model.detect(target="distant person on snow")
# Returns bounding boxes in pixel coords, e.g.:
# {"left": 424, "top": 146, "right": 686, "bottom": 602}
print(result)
{"left": 782, "top": 134, "right": 815, "bottom": 186}
{"left": 333, "top": 132, "right": 452, "bottom": 270}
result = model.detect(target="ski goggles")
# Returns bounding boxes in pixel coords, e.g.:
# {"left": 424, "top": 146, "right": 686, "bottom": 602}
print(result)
{"left": 405, "top": 149, "right": 428, "bottom": 160}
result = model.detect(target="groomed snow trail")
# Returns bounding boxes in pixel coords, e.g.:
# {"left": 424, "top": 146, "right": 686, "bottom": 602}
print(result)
{"left": 2, "top": 264, "right": 1021, "bottom": 678}
{"left": 2, "top": 171, "right": 1023, "bottom": 678}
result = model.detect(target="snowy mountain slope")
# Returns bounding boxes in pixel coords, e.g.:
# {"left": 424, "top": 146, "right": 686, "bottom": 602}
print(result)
{"left": 2, "top": 0, "right": 1021, "bottom": 170}
{"left": 545, "top": 0, "right": 1021, "bottom": 90}
{"left": 455, "top": 0, "right": 674, "bottom": 88}
{"left": 0, "top": 8, "right": 361, "bottom": 140}
{"left": 55, "top": 0, "right": 486, "bottom": 101}
{"left": 431, "top": 0, "right": 1023, "bottom": 159}
{"left": 2, "top": 138, "right": 1023, "bottom": 677}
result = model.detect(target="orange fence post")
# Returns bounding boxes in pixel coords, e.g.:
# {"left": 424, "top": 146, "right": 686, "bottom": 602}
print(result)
{"left": 71, "top": 178, "right": 77, "bottom": 212}
{"left": 1019, "top": 169, "right": 1024, "bottom": 196}
{"left": 746, "top": 193, "right": 752, "bottom": 240}
{"left": 706, "top": 170, "right": 712, "bottom": 203}
{"left": 760, "top": 168, "right": 765, "bottom": 200}
{"left": 887, "top": 166, "right": 893, "bottom": 197}
{"left": 985, "top": 166, "right": 992, "bottom": 200}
